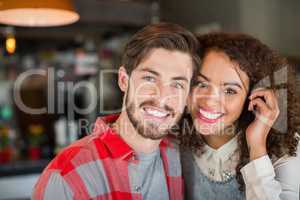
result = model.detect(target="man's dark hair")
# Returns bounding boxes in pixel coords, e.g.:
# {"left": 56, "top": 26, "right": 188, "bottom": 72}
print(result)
{"left": 122, "top": 22, "right": 200, "bottom": 76}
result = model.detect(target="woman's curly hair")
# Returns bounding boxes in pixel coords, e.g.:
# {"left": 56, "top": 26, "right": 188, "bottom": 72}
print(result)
{"left": 179, "top": 32, "right": 300, "bottom": 191}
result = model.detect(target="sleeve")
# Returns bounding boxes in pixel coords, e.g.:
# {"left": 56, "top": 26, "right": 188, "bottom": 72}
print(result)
{"left": 240, "top": 154, "right": 300, "bottom": 200}
{"left": 32, "top": 170, "right": 73, "bottom": 200}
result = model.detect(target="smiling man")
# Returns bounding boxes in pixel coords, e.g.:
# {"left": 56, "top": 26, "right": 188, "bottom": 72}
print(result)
{"left": 32, "top": 22, "right": 199, "bottom": 200}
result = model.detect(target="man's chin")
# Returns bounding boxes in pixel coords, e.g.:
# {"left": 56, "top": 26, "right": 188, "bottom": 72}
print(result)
{"left": 140, "top": 133, "right": 167, "bottom": 140}
{"left": 138, "top": 126, "right": 169, "bottom": 140}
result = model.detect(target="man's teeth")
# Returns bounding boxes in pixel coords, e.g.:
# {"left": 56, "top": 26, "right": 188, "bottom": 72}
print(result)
{"left": 145, "top": 108, "right": 168, "bottom": 118}
{"left": 199, "top": 109, "right": 223, "bottom": 120}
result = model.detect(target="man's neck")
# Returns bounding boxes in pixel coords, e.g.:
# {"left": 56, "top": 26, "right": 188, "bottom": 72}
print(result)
{"left": 114, "top": 111, "right": 161, "bottom": 154}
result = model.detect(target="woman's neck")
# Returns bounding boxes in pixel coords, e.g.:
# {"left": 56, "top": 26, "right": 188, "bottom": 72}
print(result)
{"left": 202, "top": 133, "right": 236, "bottom": 150}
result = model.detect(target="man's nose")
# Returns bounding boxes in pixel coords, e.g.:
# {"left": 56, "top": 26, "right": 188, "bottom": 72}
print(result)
{"left": 157, "top": 83, "right": 183, "bottom": 108}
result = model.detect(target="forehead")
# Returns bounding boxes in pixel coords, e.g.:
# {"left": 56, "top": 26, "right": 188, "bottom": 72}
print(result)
{"left": 133, "top": 48, "right": 193, "bottom": 79}
{"left": 200, "top": 51, "right": 249, "bottom": 86}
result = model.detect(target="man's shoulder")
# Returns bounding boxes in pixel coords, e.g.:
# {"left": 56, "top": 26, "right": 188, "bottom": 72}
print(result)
{"left": 46, "top": 133, "right": 109, "bottom": 176}
{"left": 45, "top": 115, "right": 119, "bottom": 175}
{"left": 33, "top": 133, "right": 114, "bottom": 200}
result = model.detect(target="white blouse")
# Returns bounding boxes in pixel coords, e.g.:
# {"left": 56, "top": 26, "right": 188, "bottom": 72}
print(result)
{"left": 193, "top": 135, "right": 300, "bottom": 200}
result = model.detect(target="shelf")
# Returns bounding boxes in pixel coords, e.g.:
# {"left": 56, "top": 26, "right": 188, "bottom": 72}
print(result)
{"left": 0, "top": 159, "right": 50, "bottom": 177}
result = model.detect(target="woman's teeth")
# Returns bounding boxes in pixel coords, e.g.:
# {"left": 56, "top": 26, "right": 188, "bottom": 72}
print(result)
{"left": 199, "top": 109, "right": 223, "bottom": 120}
{"left": 144, "top": 108, "right": 168, "bottom": 118}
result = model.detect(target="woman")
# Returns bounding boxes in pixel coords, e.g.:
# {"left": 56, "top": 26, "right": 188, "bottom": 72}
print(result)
{"left": 180, "top": 32, "right": 300, "bottom": 200}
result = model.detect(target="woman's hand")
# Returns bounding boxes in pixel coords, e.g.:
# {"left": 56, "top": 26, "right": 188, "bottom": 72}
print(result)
{"left": 246, "top": 88, "right": 280, "bottom": 161}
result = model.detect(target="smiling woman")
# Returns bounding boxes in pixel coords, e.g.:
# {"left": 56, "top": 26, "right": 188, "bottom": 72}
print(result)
{"left": 189, "top": 50, "right": 250, "bottom": 137}
{"left": 179, "top": 32, "right": 300, "bottom": 200}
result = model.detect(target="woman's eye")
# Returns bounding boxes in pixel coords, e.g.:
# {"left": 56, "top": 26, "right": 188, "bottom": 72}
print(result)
{"left": 225, "top": 88, "right": 237, "bottom": 95}
{"left": 197, "top": 82, "right": 208, "bottom": 88}
{"left": 143, "top": 76, "right": 156, "bottom": 82}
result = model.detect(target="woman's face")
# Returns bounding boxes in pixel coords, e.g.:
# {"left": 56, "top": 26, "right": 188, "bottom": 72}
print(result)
{"left": 188, "top": 50, "right": 250, "bottom": 136}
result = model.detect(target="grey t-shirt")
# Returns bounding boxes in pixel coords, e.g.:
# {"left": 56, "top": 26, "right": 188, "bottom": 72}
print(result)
{"left": 128, "top": 149, "right": 169, "bottom": 200}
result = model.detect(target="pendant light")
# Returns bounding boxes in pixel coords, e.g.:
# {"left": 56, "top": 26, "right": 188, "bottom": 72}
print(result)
{"left": 0, "top": 0, "right": 79, "bottom": 27}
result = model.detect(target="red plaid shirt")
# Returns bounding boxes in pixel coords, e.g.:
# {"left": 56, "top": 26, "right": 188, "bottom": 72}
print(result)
{"left": 32, "top": 114, "right": 183, "bottom": 200}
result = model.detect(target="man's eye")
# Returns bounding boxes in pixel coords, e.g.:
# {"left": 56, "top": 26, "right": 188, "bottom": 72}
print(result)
{"left": 225, "top": 88, "right": 237, "bottom": 95}
{"left": 171, "top": 82, "right": 184, "bottom": 89}
{"left": 143, "top": 76, "right": 156, "bottom": 82}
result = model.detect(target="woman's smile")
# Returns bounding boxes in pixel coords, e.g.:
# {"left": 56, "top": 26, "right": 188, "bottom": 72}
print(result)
{"left": 197, "top": 107, "right": 225, "bottom": 124}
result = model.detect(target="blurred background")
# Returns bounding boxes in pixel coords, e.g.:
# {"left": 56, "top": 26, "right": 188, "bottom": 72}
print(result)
{"left": 0, "top": 0, "right": 299, "bottom": 199}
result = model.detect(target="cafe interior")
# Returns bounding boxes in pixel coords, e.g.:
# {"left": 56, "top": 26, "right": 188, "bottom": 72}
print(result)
{"left": 0, "top": 0, "right": 299, "bottom": 199}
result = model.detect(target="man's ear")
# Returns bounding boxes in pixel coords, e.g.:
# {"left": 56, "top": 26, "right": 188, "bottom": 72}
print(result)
{"left": 118, "top": 66, "right": 129, "bottom": 92}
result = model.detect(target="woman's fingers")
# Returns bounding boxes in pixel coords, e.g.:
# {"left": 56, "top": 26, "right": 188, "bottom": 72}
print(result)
{"left": 249, "top": 96, "right": 280, "bottom": 125}
{"left": 249, "top": 97, "right": 269, "bottom": 113}
{"left": 249, "top": 88, "right": 278, "bottom": 110}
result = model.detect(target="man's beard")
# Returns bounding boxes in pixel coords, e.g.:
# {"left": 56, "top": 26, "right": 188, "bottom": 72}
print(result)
{"left": 125, "top": 87, "right": 178, "bottom": 140}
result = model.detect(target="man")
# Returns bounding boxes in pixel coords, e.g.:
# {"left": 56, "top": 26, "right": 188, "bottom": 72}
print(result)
{"left": 32, "top": 22, "right": 199, "bottom": 200}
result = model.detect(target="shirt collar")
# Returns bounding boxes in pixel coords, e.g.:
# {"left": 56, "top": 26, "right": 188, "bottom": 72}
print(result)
{"left": 203, "top": 134, "right": 239, "bottom": 162}
{"left": 92, "top": 114, "right": 134, "bottom": 160}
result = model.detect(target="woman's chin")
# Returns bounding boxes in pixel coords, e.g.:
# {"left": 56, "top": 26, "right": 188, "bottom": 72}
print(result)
{"left": 194, "top": 125, "right": 218, "bottom": 136}
{"left": 198, "top": 130, "right": 217, "bottom": 136}
{"left": 193, "top": 120, "right": 217, "bottom": 135}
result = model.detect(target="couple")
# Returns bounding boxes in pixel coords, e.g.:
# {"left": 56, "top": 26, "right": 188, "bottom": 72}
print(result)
{"left": 32, "top": 23, "right": 300, "bottom": 200}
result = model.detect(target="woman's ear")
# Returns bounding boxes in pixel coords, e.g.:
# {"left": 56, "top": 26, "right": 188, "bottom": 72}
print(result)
{"left": 118, "top": 66, "right": 129, "bottom": 92}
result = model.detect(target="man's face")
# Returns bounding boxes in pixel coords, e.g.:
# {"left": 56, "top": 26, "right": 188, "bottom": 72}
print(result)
{"left": 120, "top": 48, "right": 193, "bottom": 140}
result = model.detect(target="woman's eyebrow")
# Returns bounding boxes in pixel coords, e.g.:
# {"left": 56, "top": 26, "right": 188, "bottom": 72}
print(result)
{"left": 223, "top": 82, "right": 242, "bottom": 89}
{"left": 198, "top": 73, "right": 210, "bottom": 81}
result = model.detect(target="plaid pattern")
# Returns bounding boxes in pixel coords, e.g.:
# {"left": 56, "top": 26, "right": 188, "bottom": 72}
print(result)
{"left": 32, "top": 114, "right": 183, "bottom": 200}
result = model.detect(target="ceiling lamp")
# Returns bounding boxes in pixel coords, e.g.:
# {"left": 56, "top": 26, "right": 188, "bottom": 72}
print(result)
{"left": 0, "top": 0, "right": 80, "bottom": 27}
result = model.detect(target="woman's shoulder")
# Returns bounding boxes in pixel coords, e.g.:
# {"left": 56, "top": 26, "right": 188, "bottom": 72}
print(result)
{"left": 272, "top": 140, "right": 300, "bottom": 172}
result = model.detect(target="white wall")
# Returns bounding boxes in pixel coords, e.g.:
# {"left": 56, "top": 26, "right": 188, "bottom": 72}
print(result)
{"left": 161, "top": 0, "right": 300, "bottom": 57}
{"left": 239, "top": 0, "right": 300, "bottom": 56}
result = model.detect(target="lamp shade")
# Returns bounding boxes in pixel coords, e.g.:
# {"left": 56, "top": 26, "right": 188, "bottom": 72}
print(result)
{"left": 0, "top": 0, "right": 79, "bottom": 27}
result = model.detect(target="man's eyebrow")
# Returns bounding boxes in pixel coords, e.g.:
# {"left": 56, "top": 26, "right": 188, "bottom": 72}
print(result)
{"left": 139, "top": 68, "right": 189, "bottom": 83}
{"left": 139, "top": 68, "right": 160, "bottom": 77}
{"left": 172, "top": 77, "right": 189, "bottom": 83}
{"left": 197, "top": 73, "right": 210, "bottom": 81}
